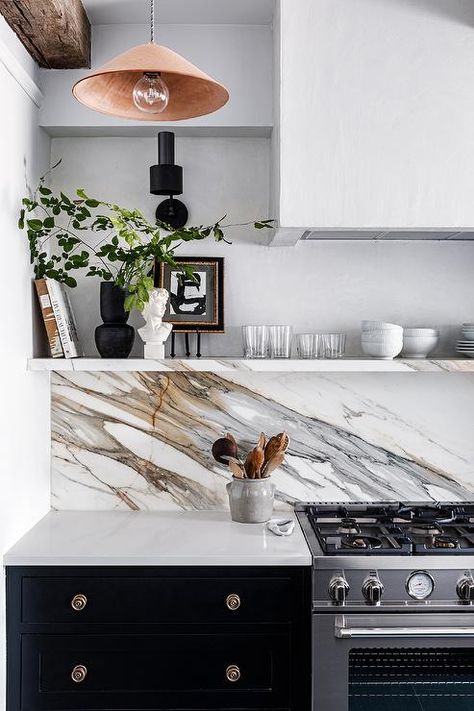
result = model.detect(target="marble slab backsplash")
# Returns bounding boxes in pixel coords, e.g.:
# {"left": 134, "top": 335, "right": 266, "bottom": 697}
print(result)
{"left": 51, "top": 371, "right": 474, "bottom": 510}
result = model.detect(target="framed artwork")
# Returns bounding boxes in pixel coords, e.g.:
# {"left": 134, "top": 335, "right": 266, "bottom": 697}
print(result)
{"left": 156, "top": 257, "right": 224, "bottom": 333}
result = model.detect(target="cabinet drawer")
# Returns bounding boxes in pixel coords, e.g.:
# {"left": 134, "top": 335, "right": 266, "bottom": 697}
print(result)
{"left": 22, "top": 633, "right": 289, "bottom": 710}
{"left": 22, "top": 575, "right": 293, "bottom": 624}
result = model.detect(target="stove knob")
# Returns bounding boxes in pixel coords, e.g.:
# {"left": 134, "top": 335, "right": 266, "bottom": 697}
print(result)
{"left": 362, "top": 576, "right": 384, "bottom": 604}
{"left": 457, "top": 575, "right": 474, "bottom": 602}
{"left": 329, "top": 576, "right": 350, "bottom": 604}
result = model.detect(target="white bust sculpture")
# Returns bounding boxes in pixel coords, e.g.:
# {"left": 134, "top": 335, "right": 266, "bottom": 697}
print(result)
{"left": 138, "top": 288, "right": 173, "bottom": 359}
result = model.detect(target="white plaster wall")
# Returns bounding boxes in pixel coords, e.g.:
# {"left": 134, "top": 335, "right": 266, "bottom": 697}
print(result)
{"left": 0, "top": 17, "right": 51, "bottom": 711}
{"left": 40, "top": 23, "right": 273, "bottom": 134}
{"left": 51, "top": 136, "right": 474, "bottom": 358}
{"left": 279, "top": 0, "right": 474, "bottom": 228}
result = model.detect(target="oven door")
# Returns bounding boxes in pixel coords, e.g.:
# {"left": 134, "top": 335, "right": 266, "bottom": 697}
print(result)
{"left": 314, "top": 612, "right": 474, "bottom": 711}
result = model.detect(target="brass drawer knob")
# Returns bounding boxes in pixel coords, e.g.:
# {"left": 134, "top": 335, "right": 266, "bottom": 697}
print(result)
{"left": 71, "top": 594, "right": 87, "bottom": 611}
{"left": 71, "top": 665, "right": 87, "bottom": 683}
{"left": 226, "top": 664, "right": 241, "bottom": 682}
{"left": 226, "top": 593, "right": 241, "bottom": 611}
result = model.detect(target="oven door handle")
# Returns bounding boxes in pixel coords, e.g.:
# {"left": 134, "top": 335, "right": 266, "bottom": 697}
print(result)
{"left": 336, "top": 625, "right": 474, "bottom": 639}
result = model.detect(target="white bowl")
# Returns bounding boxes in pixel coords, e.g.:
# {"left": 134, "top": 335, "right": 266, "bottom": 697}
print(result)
{"left": 403, "top": 328, "right": 439, "bottom": 337}
{"left": 361, "top": 334, "right": 403, "bottom": 344}
{"left": 362, "top": 340, "right": 403, "bottom": 349}
{"left": 361, "top": 320, "right": 403, "bottom": 333}
{"left": 362, "top": 341, "right": 403, "bottom": 359}
{"left": 401, "top": 334, "right": 439, "bottom": 358}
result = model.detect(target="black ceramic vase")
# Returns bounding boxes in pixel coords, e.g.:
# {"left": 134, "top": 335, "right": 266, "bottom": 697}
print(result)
{"left": 95, "top": 282, "right": 135, "bottom": 358}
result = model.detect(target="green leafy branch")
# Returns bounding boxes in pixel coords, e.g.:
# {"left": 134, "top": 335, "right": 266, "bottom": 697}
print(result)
{"left": 19, "top": 168, "right": 274, "bottom": 312}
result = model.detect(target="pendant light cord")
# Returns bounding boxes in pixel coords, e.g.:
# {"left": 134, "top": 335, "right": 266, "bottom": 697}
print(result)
{"left": 150, "top": 0, "right": 155, "bottom": 43}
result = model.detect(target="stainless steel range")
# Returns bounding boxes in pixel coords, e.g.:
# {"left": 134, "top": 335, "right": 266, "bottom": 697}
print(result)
{"left": 295, "top": 502, "right": 474, "bottom": 711}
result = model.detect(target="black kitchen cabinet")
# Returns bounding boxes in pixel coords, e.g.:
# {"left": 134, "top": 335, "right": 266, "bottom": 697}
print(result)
{"left": 6, "top": 566, "right": 311, "bottom": 711}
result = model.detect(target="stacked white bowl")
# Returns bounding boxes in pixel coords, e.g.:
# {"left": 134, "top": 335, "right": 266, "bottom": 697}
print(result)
{"left": 361, "top": 321, "right": 403, "bottom": 359}
{"left": 456, "top": 323, "right": 474, "bottom": 358}
{"left": 401, "top": 328, "right": 439, "bottom": 358}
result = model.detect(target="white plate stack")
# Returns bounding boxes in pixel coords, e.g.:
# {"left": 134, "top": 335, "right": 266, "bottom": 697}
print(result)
{"left": 361, "top": 321, "right": 403, "bottom": 359}
{"left": 456, "top": 323, "right": 474, "bottom": 358}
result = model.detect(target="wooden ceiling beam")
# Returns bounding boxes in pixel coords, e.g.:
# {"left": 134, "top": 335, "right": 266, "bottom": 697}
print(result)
{"left": 0, "top": 0, "right": 91, "bottom": 69}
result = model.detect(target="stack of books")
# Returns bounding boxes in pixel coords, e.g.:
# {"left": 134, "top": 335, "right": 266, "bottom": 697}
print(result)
{"left": 35, "top": 279, "right": 83, "bottom": 358}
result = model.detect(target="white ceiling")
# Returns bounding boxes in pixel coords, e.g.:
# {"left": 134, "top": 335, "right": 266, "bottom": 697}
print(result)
{"left": 82, "top": 0, "right": 275, "bottom": 26}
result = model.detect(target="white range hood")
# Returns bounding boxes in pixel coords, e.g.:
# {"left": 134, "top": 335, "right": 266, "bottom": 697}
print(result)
{"left": 270, "top": 0, "right": 474, "bottom": 245}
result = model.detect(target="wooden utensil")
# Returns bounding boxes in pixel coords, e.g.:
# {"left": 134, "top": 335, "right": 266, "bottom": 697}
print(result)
{"left": 229, "top": 460, "right": 245, "bottom": 479}
{"left": 261, "top": 451, "right": 285, "bottom": 478}
{"left": 244, "top": 446, "right": 265, "bottom": 479}
{"left": 211, "top": 434, "right": 238, "bottom": 465}
{"left": 264, "top": 432, "right": 289, "bottom": 463}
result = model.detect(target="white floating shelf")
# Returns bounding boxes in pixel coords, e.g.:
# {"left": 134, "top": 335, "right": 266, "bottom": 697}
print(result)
{"left": 27, "top": 358, "right": 474, "bottom": 373}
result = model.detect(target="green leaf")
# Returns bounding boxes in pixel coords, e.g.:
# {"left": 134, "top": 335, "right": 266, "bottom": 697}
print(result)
{"left": 27, "top": 219, "right": 43, "bottom": 231}
{"left": 43, "top": 216, "right": 55, "bottom": 229}
{"left": 254, "top": 219, "right": 275, "bottom": 229}
{"left": 18, "top": 209, "right": 25, "bottom": 229}
{"left": 39, "top": 186, "right": 52, "bottom": 195}
{"left": 85, "top": 198, "right": 100, "bottom": 208}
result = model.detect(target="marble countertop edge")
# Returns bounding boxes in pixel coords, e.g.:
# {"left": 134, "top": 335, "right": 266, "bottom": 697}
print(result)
{"left": 3, "top": 554, "right": 311, "bottom": 566}
{"left": 27, "top": 357, "right": 474, "bottom": 373}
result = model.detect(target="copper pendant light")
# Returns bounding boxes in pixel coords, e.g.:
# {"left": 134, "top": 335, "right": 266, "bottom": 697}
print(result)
{"left": 73, "top": 0, "right": 229, "bottom": 122}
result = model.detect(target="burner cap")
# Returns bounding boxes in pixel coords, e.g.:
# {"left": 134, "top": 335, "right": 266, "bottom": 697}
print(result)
{"left": 433, "top": 535, "right": 458, "bottom": 549}
{"left": 409, "top": 523, "right": 442, "bottom": 536}
{"left": 341, "top": 535, "right": 382, "bottom": 550}
{"left": 337, "top": 518, "right": 360, "bottom": 535}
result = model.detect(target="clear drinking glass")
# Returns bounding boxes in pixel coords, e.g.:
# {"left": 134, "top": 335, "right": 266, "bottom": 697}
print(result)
{"left": 321, "top": 333, "right": 346, "bottom": 359}
{"left": 296, "top": 334, "right": 317, "bottom": 359}
{"left": 268, "top": 325, "right": 292, "bottom": 358}
{"left": 242, "top": 325, "right": 268, "bottom": 358}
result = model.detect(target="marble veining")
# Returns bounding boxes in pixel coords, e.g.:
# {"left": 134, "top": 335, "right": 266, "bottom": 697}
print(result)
{"left": 51, "top": 371, "right": 474, "bottom": 510}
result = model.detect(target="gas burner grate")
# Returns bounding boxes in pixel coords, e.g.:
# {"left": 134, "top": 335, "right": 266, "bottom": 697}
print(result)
{"left": 300, "top": 502, "right": 474, "bottom": 556}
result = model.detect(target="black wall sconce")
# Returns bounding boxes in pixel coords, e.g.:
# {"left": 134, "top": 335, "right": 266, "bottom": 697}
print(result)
{"left": 150, "top": 131, "right": 188, "bottom": 229}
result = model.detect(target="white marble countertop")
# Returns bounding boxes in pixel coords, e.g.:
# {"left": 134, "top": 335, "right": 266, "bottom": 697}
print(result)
{"left": 3, "top": 511, "right": 311, "bottom": 567}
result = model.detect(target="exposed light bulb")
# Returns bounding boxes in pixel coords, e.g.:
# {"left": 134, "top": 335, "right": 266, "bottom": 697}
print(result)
{"left": 133, "top": 72, "right": 169, "bottom": 114}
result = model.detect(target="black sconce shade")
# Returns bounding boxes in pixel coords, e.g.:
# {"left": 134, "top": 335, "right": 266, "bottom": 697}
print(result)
{"left": 150, "top": 131, "right": 188, "bottom": 228}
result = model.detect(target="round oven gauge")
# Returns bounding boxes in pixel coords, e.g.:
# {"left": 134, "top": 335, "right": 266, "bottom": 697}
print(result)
{"left": 406, "top": 571, "right": 435, "bottom": 600}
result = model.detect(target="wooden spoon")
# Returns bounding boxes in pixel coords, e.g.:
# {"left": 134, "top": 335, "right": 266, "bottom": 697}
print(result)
{"left": 264, "top": 432, "right": 289, "bottom": 463}
{"left": 262, "top": 451, "right": 285, "bottom": 477}
{"left": 244, "top": 446, "right": 265, "bottom": 479}
{"left": 229, "top": 460, "right": 245, "bottom": 479}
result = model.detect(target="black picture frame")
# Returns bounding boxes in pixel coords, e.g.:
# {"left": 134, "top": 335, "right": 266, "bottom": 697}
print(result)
{"left": 156, "top": 257, "right": 224, "bottom": 333}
